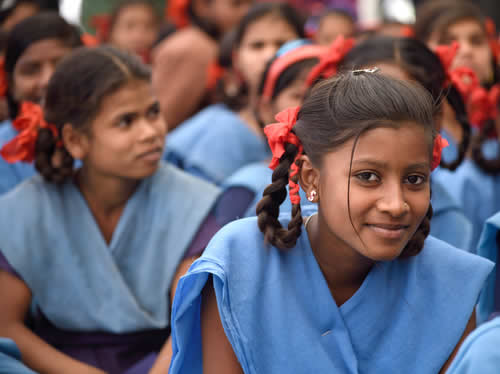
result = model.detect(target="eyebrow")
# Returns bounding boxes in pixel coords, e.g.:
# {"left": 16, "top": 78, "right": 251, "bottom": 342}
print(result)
{"left": 351, "top": 159, "right": 429, "bottom": 170}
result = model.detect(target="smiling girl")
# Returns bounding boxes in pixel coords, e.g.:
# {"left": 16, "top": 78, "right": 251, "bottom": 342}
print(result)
{"left": 168, "top": 72, "right": 493, "bottom": 374}
{"left": 0, "top": 46, "right": 251, "bottom": 374}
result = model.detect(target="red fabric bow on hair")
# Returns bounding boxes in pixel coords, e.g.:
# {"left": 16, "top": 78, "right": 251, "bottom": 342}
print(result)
{"left": 264, "top": 106, "right": 303, "bottom": 205}
{"left": 400, "top": 25, "right": 415, "bottom": 38}
{"left": 0, "top": 102, "right": 60, "bottom": 164}
{"left": 434, "top": 42, "right": 459, "bottom": 87}
{"left": 166, "top": 0, "right": 190, "bottom": 29}
{"left": 305, "top": 36, "right": 355, "bottom": 87}
{"left": 91, "top": 14, "right": 111, "bottom": 42}
{"left": 468, "top": 83, "right": 500, "bottom": 127}
{"left": 0, "top": 58, "right": 7, "bottom": 98}
{"left": 431, "top": 134, "right": 449, "bottom": 171}
{"left": 81, "top": 33, "right": 100, "bottom": 47}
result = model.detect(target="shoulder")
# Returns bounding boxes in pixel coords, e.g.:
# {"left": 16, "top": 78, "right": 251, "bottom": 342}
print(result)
{"left": 0, "top": 121, "right": 16, "bottom": 147}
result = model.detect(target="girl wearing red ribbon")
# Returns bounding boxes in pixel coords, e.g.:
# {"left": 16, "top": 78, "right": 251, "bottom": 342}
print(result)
{"left": 168, "top": 71, "right": 493, "bottom": 374}
{"left": 152, "top": 0, "right": 251, "bottom": 130}
{"left": 0, "top": 13, "right": 82, "bottom": 194}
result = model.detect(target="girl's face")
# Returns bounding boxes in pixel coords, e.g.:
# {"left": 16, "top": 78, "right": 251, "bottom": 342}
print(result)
{"left": 428, "top": 18, "right": 494, "bottom": 84}
{"left": 109, "top": 4, "right": 158, "bottom": 58}
{"left": 234, "top": 14, "right": 300, "bottom": 95}
{"left": 209, "top": 0, "right": 253, "bottom": 35}
{"left": 315, "top": 13, "right": 355, "bottom": 46}
{"left": 12, "top": 38, "right": 73, "bottom": 105}
{"left": 78, "top": 80, "right": 166, "bottom": 180}
{"left": 315, "top": 123, "right": 431, "bottom": 262}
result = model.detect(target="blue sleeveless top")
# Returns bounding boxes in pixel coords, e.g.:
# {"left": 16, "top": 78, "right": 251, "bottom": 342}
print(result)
{"left": 446, "top": 317, "right": 500, "bottom": 374}
{"left": 0, "top": 120, "right": 36, "bottom": 195}
{"left": 0, "top": 162, "right": 220, "bottom": 333}
{"left": 164, "top": 104, "right": 270, "bottom": 185}
{"left": 169, "top": 216, "right": 493, "bottom": 374}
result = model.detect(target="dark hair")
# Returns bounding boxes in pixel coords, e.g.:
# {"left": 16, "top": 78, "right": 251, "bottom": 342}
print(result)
{"left": 257, "top": 72, "right": 436, "bottom": 255}
{"left": 339, "top": 36, "right": 471, "bottom": 171}
{"left": 4, "top": 12, "right": 82, "bottom": 118}
{"left": 108, "top": 0, "right": 160, "bottom": 40}
{"left": 0, "top": 0, "right": 59, "bottom": 25}
{"left": 34, "top": 46, "right": 151, "bottom": 183}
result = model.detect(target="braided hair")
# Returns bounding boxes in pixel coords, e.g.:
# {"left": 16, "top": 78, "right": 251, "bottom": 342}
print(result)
{"left": 257, "top": 72, "right": 437, "bottom": 254}
{"left": 34, "top": 46, "right": 150, "bottom": 183}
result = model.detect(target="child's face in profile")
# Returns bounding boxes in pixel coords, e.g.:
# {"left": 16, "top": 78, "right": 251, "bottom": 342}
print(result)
{"left": 428, "top": 18, "right": 493, "bottom": 84}
{"left": 315, "top": 123, "right": 431, "bottom": 262}
{"left": 75, "top": 79, "right": 167, "bottom": 180}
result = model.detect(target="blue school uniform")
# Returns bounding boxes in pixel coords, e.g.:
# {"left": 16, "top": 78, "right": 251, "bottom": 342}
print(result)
{"left": 446, "top": 317, "right": 500, "bottom": 374}
{"left": 164, "top": 104, "right": 270, "bottom": 185}
{"left": 0, "top": 339, "right": 36, "bottom": 374}
{"left": 169, "top": 216, "right": 493, "bottom": 374}
{"left": 0, "top": 120, "right": 36, "bottom": 195}
{"left": 0, "top": 162, "right": 220, "bottom": 333}
{"left": 476, "top": 211, "right": 500, "bottom": 323}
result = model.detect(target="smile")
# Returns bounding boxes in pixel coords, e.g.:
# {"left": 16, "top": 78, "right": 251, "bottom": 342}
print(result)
{"left": 137, "top": 147, "right": 163, "bottom": 162}
{"left": 365, "top": 224, "right": 410, "bottom": 240}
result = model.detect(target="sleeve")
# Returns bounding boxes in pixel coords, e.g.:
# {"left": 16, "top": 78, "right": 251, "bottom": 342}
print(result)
{"left": 0, "top": 251, "right": 21, "bottom": 279}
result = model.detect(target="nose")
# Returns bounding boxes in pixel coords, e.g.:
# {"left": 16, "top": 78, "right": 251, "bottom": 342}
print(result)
{"left": 138, "top": 118, "right": 161, "bottom": 142}
{"left": 37, "top": 63, "right": 55, "bottom": 97}
{"left": 376, "top": 181, "right": 409, "bottom": 218}
{"left": 458, "top": 41, "right": 474, "bottom": 58}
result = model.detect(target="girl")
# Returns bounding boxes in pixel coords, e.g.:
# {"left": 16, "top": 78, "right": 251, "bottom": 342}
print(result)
{"left": 168, "top": 72, "right": 493, "bottom": 374}
{"left": 223, "top": 37, "right": 354, "bottom": 217}
{"left": 103, "top": 0, "right": 161, "bottom": 63}
{"left": 314, "top": 9, "right": 356, "bottom": 46}
{"left": 152, "top": 0, "right": 252, "bottom": 129}
{"left": 0, "top": 0, "right": 58, "bottom": 32}
{"left": 0, "top": 46, "right": 251, "bottom": 374}
{"left": 337, "top": 36, "right": 474, "bottom": 250}
{"left": 164, "top": 2, "right": 304, "bottom": 184}
{"left": 0, "top": 12, "right": 82, "bottom": 194}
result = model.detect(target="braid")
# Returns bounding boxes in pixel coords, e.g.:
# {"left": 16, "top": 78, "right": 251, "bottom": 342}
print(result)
{"left": 471, "top": 120, "right": 500, "bottom": 174}
{"left": 34, "top": 127, "right": 74, "bottom": 183}
{"left": 400, "top": 203, "right": 433, "bottom": 258}
{"left": 256, "top": 142, "right": 303, "bottom": 250}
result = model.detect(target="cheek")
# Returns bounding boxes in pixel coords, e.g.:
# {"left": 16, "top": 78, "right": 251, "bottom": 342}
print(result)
{"left": 12, "top": 74, "right": 36, "bottom": 100}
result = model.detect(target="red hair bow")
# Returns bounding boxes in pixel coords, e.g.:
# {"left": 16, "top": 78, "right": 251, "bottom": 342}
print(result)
{"left": 400, "top": 25, "right": 415, "bottom": 38}
{"left": 486, "top": 18, "right": 500, "bottom": 62}
{"left": 91, "top": 14, "right": 111, "bottom": 42}
{"left": 434, "top": 42, "right": 459, "bottom": 87}
{"left": 167, "top": 0, "right": 190, "bottom": 29}
{"left": 0, "top": 58, "right": 7, "bottom": 97}
{"left": 431, "top": 134, "right": 449, "bottom": 171}
{"left": 468, "top": 83, "right": 500, "bottom": 127}
{"left": 306, "top": 36, "right": 355, "bottom": 87}
{"left": 264, "top": 106, "right": 303, "bottom": 205}
{"left": 0, "top": 102, "right": 60, "bottom": 164}
{"left": 81, "top": 33, "right": 100, "bottom": 47}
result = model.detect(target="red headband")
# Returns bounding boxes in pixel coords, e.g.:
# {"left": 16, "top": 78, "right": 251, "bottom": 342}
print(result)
{"left": 0, "top": 102, "right": 61, "bottom": 164}
{"left": 261, "top": 45, "right": 326, "bottom": 102}
{"left": 264, "top": 106, "right": 303, "bottom": 205}
{"left": 305, "top": 36, "right": 355, "bottom": 87}
{"left": 167, "top": 0, "right": 190, "bottom": 29}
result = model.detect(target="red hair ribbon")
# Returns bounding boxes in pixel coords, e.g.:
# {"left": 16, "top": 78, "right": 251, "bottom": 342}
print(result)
{"left": 166, "top": 0, "right": 190, "bottom": 29}
{"left": 400, "top": 25, "right": 415, "bottom": 38}
{"left": 81, "top": 33, "right": 100, "bottom": 47}
{"left": 0, "top": 102, "right": 61, "bottom": 164}
{"left": 262, "top": 45, "right": 325, "bottom": 102}
{"left": 91, "top": 14, "right": 111, "bottom": 42}
{"left": 485, "top": 18, "right": 500, "bottom": 62}
{"left": 305, "top": 36, "right": 355, "bottom": 87}
{"left": 0, "top": 58, "right": 7, "bottom": 98}
{"left": 468, "top": 83, "right": 500, "bottom": 127}
{"left": 434, "top": 42, "right": 460, "bottom": 87}
{"left": 264, "top": 106, "right": 303, "bottom": 205}
{"left": 431, "top": 134, "right": 449, "bottom": 171}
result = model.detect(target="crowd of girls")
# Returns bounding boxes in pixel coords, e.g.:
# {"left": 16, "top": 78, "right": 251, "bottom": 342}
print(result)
{"left": 0, "top": 0, "right": 499, "bottom": 373}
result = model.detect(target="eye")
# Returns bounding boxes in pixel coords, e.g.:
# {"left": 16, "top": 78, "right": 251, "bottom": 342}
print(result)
{"left": 117, "top": 113, "right": 135, "bottom": 128}
{"left": 470, "top": 34, "right": 487, "bottom": 46}
{"left": 249, "top": 41, "right": 265, "bottom": 50}
{"left": 355, "top": 172, "right": 380, "bottom": 183}
{"left": 146, "top": 102, "right": 160, "bottom": 120}
{"left": 405, "top": 174, "right": 426, "bottom": 185}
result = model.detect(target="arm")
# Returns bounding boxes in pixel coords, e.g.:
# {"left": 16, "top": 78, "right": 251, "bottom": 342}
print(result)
{"left": 149, "top": 257, "right": 198, "bottom": 374}
{"left": 201, "top": 278, "right": 244, "bottom": 374}
{"left": 0, "top": 270, "right": 105, "bottom": 374}
{"left": 440, "top": 312, "right": 476, "bottom": 374}
{"left": 152, "top": 32, "right": 217, "bottom": 130}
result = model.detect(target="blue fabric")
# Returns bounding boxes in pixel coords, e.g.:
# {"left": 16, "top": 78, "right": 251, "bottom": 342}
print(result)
{"left": 440, "top": 128, "right": 459, "bottom": 165}
{"left": 477, "top": 211, "right": 500, "bottom": 323}
{"left": 433, "top": 157, "right": 500, "bottom": 250}
{"left": 430, "top": 179, "right": 473, "bottom": 250}
{"left": 164, "top": 104, "right": 270, "bottom": 185}
{"left": 169, "top": 216, "right": 493, "bottom": 374}
{"left": 0, "top": 162, "right": 220, "bottom": 333}
{"left": 0, "top": 339, "right": 35, "bottom": 374}
{"left": 447, "top": 317, "right": 500, "bottom": 374}
{"left": 0, "top": 121, "right": 36, "bottom": 195}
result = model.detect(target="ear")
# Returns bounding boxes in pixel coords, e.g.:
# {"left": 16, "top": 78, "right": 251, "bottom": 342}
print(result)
{"left": 298, "top": 155, "right": 320, "bottom": 202}
{"left": 62, "top": 123, "right": 89, "bottom": 160}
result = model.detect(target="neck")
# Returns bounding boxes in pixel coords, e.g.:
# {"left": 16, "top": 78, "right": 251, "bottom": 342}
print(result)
{"left": 238, "top": 106, "right": 263, "bottom": 137}
{"left": 307, "top": 212, "right": 374, "bottom": 305}
{"left": 76, "top": 166, "right": 139, "bottom": 215}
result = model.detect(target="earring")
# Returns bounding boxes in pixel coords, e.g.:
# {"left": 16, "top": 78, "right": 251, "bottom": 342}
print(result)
{"left": 404, "top": 202, "right": 410, "bottom": 210}
{"left": 307, "top": 190, "right": 317, "bottom": 202}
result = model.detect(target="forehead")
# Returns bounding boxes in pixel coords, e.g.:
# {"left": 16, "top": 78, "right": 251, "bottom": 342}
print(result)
{"left": 98, "top": 79, "right": 154, "bottom": 115}
{"left": 16, "top": 39, "right": 72, "bottom": 64}
{"left": 242, "top": 14, "right": 298, "bottom": 42}
{"left": 115, "top": 4, "right": 155, "bottom": 21}
{"left": 446, "top": 18, "right": 485, "bottom": 37}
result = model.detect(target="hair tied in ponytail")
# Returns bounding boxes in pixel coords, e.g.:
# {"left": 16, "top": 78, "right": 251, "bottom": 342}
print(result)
{"left": 264, "top": 106, "right": 302, "bottom": 204}
{"left": 0, "top": 102, "right": 61, "bottom": 163}
{"left": 305, "top": 35, "right": 355, "bottom": 87}
{"left": 431, "top": 134, "right": 449, "bottom": 171}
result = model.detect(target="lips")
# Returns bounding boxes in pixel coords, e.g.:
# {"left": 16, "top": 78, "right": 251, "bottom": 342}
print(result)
{"left": 137, "top": 146, "right": 163, "bottom": 162}
{"left": 365, "top": 223, "right": 410, "bottom": 240}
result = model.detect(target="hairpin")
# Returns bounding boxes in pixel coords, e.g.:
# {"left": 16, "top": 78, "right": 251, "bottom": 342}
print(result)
{"left": 352, "top": 67, "right": 380, "bottom": 75}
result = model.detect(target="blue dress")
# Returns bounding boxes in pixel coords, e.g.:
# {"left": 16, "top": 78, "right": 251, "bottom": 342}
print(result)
{"left": 169, "top": 215, "right": 493, "bottom": 374}
{"left": 164, "top": 104, "right": 270, "bottom": 185}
